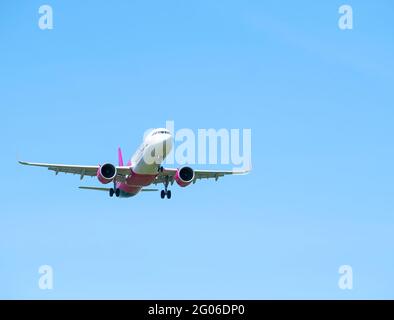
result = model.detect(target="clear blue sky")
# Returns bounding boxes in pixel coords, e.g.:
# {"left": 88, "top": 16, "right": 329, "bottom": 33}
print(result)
{"left": 1, "top": 0, "right": 393, "bottom": 299}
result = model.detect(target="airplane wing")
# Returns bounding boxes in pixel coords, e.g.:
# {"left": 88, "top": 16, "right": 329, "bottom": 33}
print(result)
{"left": 18, "top": 161, "right": 131, "bottom": 182}
{"left": 153, "top": 166, "right": 251, "bottom": 185}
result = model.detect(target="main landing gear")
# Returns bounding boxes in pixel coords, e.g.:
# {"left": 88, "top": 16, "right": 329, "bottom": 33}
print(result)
{"left": 160, "top": 176, "right": 171, "bottom": 199}
{"left": 109, "top": 181, "right": 120, "bottom": 198}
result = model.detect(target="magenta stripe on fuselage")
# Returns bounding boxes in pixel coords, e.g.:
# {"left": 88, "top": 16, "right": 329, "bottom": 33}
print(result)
{"left": 117, "top": 169, "right": 157, "bottom": 196}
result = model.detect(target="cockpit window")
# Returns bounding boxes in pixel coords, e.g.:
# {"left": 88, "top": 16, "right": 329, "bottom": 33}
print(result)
{"left": 152, "top": 130, "right": 170, "bottom": 136}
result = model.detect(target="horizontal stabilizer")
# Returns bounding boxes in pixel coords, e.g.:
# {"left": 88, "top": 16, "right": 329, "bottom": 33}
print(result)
{"left": 79, "top": 186, "right": 110, "bottom": 192}
{"left": 79, "top": 186, "right": 159, "bottom": 192}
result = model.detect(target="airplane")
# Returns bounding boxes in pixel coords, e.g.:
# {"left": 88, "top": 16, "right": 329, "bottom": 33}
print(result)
{"left": 19, "top": 128, "right": 251, "bottom": 199}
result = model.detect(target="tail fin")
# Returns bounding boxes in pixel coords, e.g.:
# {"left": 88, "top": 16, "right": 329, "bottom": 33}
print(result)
{"left": 118, "top": 147, "right": 124, "bottom": 166}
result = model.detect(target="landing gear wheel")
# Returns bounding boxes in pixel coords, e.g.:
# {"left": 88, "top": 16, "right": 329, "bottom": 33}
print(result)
{"left": 115, "top": 188, "right": 120, "bottom": 197}
{"left": 109, "top": 188, "right": 114, "bottom": 197}
{"left": 161, "top": 175, "right": 171, "bottom": 199}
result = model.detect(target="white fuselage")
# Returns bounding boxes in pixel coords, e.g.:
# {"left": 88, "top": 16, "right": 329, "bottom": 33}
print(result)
{"left": 131, "top": 128, "right": 173, "bottom": 174}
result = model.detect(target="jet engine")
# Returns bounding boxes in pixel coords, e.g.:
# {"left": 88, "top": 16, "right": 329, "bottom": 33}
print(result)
{"left": 97, "top": 163, "right": 117, "bottom": 184}
{"left": 174, "top": 166, "right": 195, "bottom": 187}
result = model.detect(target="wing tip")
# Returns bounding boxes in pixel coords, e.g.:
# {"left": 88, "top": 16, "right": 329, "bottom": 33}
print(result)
{"left": 233, "top": 164, "right": 252, "bottom": 174}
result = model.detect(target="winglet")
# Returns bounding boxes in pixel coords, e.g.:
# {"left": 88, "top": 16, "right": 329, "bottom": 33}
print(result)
{"left": 118, "top": 147, "right": 124, "bottom": 166}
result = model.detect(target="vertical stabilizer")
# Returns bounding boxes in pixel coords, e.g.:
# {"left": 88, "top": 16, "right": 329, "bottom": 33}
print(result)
{"left": 118, "top": 147, "right": 124, "bottom": 166}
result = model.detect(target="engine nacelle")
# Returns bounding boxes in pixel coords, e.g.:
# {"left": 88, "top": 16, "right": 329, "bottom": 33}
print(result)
{"left": 175, "top": 166, "right": 195, "bottom": 187}
{"left": 97, "top": 163, "right": 117, "bottom": 184}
